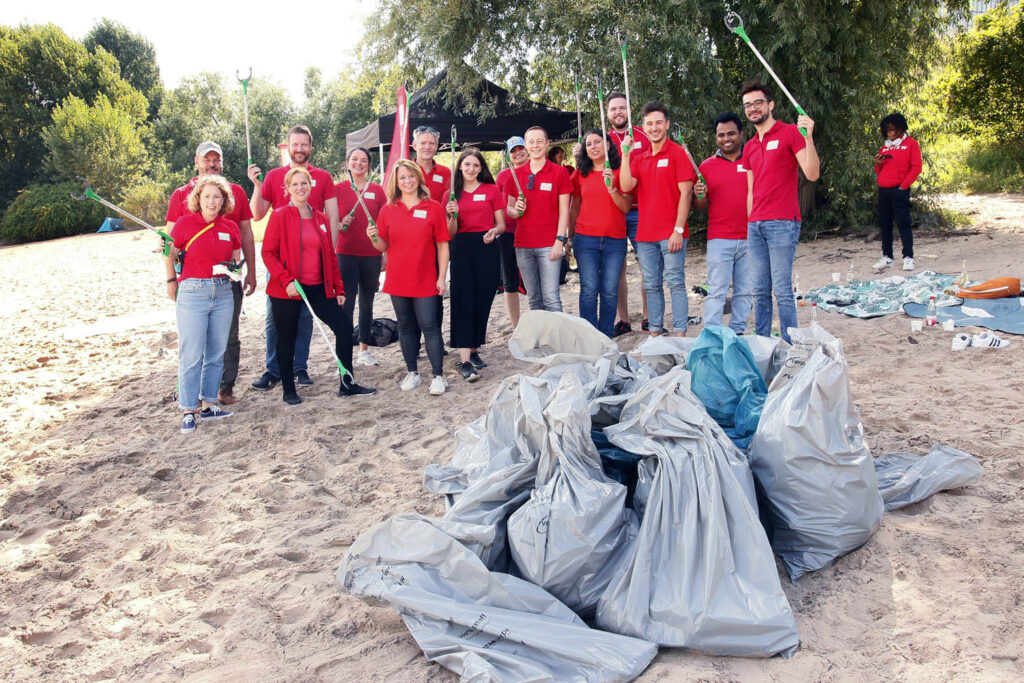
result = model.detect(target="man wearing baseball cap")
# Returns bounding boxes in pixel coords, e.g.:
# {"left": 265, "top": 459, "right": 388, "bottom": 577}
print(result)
{"left": 495, "top": 136, "right": 527, "bottom": 328}
{"left": 165, "top": 141, "right": 256, "bottom": 405}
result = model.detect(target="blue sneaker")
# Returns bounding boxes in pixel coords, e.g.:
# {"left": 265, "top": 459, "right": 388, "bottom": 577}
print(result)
{"left": 199, "top": 405, "right": 233, "bottom": 420}
{"left": 294, "top": 370, "right": 314, "bottom": 386}
{"left": 180, "top": 413, "right": 198, "bottom": 434}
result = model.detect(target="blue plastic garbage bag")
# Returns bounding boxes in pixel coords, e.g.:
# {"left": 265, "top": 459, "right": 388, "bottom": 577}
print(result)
{"left": 687, "top": 326, "right": 768, "bottom": 449}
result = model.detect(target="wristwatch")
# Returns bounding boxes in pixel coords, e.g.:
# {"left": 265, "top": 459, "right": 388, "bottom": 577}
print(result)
{"left": 673, "top": 226, "right": 685, "bottom": 235}
{"left": 556, "top": 235, "right": 568, "bottom": 243}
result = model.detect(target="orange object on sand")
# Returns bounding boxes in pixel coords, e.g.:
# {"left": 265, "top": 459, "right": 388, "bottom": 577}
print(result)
{"left": 956, "top": 277, "right": 1020, "bottom": 299}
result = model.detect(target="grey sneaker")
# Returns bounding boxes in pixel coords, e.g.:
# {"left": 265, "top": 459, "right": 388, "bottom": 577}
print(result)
{"left": 902, "top": 257, "right": 915, "bottom": 271}
{"left": 400, "top": 372, "right": 422, "bottom": 391}
{"left": 429, "top": 375, "right": 449, "bottom": 395}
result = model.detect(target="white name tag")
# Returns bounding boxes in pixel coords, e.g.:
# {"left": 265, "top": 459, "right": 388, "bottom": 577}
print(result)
{"left": 218, "top": 232, "right": 230, "bottom": 241}
{"left": 736, "top": 165, "right": 746, "bottom": 172}
{"left": 473, "top": 194, "right": 487, "bottom": 201}
{"left": 540, "top": 182, "right": 553, "bottom": 191}
{"left": 311, "top": 179, "right": 317, "bottom": 187}
{"left": 633, "top": 140, "right": 642, "bottom": 149}
{"left": 766, "top": 140, "right": 780, "bottom": 151}
{"left": 363, "top": 191, "right": 375, "bottom": 199}
{"left": 432, "top": 174, "right": 443, "bottom": 183}
{"left": 413, "top": 209, "right": 428, "bottom": 219}
{"left": 319, "top": 224, "right": 327, "bottom": 233}
{"left": 657, "top": 159, "right": 669, "bottom": 168}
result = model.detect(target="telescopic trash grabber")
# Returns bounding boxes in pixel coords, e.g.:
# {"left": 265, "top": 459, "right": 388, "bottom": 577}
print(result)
{"left": 236, "top": 68, "right": 263, "bottom": 181}
{"left": 343, "top": 170, "right": 377, "bottom": 233}
{"left": 291, "top": 281, "right": 351, "bottom": 382}
{"left": 71, "top": 177, "right": 173, "bottom": 256}
{"left": 596, "top": 74, "right": 612, "bottom": 189}
{"left": 347, "top": 169, "right": 379, "bottom": 243}
{"left": 503, "top": 148, "right": 526, "bottom": 216}
{"left": 618, "top": 34, "right": 635, "bottom": 145}
{"left": 574, "top": 68, "right": 584, "bottom": 145}
{"left": 672, "top": 125, "right": 706, "bottom": 200}
{"left": 450, "top": 124, "right": 458, "bottom": 222}
{"left": 725, "top": 11, "right": 808, "bottom": 135}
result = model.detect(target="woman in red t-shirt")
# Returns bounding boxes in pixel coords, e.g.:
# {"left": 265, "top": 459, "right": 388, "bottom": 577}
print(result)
{"left": 167, "top": 175, "right": 241, "bottom": 433}
{"left": 336, "top": 146, "right": 386, "bottom": 367}
{"left": 370, "top": 160, "right": 451, "bottom": 395}
{"left": 569, "top": 130, "right": 632, "bottom": 336}
{"left": 444, "top": 148, "right": 505, "bottom": 382}
{"left": 262, "top": 167, "right": 376, "bottom": 405}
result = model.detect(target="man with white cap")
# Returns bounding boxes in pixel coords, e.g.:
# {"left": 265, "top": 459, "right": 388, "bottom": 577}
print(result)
{"left": 165, "top": 140, "right": 256, "bottom": 405}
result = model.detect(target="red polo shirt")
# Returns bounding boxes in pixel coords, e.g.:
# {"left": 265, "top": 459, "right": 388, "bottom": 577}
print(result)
{"left": 500, "top": 159, "right": 572, "bottom": 248}
{"left": 698, "top": 152, "right": 749, "bottom": 240}
{"left": 377, "top": 199, "right": 450, "bottom": 297}
{"left": 875, "top": 136, "right": 922, "bottom": 190}
{"left": 165, "top": 178, "right": 253, "bottom": 226}
{"left": 335, "top": 181, "right": 385, "bottom": 257}
{"left": 418, "top": 161, "right": 451, "bottom": 204}
{"left": 745, "top": 120, "right": 806, "bottom": 222}
{"left": 170, "top": 214, "right": 241, "bottom": 281}
{"left": 454, "top": 183, "right": 503, "bottom": 233}
{"left": 260, "top": 164, "right": 336, "bottom": 211}
{"left": 630, "top": 138, "right": 696, "bottom": 241}
{"left": 571, "top": 167, "right": 627, "bottom": 238}
{"left": 495, "top": 167, "right": 520, "bottom": 234}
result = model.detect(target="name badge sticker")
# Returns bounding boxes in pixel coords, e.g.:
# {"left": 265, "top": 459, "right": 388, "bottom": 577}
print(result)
{"left": 319, "top": 224, "right": 327, "bottom": 233}
{"left": 540, "top": 182, "right": 553, "bottom": 191}
{"left": 432, "top": 174, "right": 443, "bottom": 183}
{"left": 218, "top": 232, "right": 230, "bottom": 241}
{"left": 766, "top": 140, "right": 780, "bottom": 151}
{"left": 363, "top": 191, "right": 375, "bottom": 199}
{"left": 633, "top": 140, "right": 642, "bottom": 149}
{"left": 737, "top": 165, "right": 746, "bottom": 172}
{"left": 657, "top": 159, "right": 669, "bottom": 168}
{"left": 473, "top": 194, "right": 487, "bottom": 201}
{"left": 413, "top": 209, "right": 428, "bottom": 219}
{"left": 311, "top": 179, "right": 317, "bottom": 187}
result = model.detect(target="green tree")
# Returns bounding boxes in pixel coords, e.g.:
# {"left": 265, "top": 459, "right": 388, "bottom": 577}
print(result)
{"left": 300, "top": 67, "right": 377, "bottom": 176}
{"left": 84, "top": 18, "right": 164, "bottom": 119}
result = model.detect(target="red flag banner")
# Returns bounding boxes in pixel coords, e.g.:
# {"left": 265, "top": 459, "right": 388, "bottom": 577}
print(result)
{"left": 384, "top": 85, "right": 409, "bottom": 189}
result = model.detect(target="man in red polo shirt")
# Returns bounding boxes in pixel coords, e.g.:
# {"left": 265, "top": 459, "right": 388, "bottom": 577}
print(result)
{"left": 741, "top": 79, "right": 819, "bottom": 343}
{"left": 247, "top": 124, "right": 340, "bottom": 390}
{"left": 165, "top": 140, "right": 256, "bottom": 405}
{"left": 619, "top": 101, "right": 696, "bottom": 336}
{"left": 411, "top": 125, "right": 451, "bottom": 341}
{"left": 692, "top": 112, "right": 752, "bottom": 334}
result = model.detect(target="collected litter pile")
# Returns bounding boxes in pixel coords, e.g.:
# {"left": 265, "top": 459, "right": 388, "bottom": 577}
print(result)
{"left": 339, "top": 312, "right": 983, "bottom": 681}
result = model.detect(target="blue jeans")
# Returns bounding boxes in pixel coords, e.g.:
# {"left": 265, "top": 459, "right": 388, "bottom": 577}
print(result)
{"left": 635, "top": 238, "right": 688, "bottom": 333}
{"left": 515, "top": 246, "right": 562, "bottom": 312}
{"left": 574, "top": 234, "right": 627, "bottom": 336}
{"left": 747, "top": 220, "right": 800, "bottom": 342}
{"left": 705, "top": 238, "right": 753, "bottom": 334}
{"left": 265, "top": 287, "right": 311, "bottom": 377}
{"left": 176, "top": 278, "right": 234, "bottom": 410}
{"left": 625, "top": 209, "right": 639, "bottom": 253}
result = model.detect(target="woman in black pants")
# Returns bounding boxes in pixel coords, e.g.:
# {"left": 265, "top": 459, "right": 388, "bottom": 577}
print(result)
{"left": 336, "top": 146, "right": 386, "bottom": 367}
{"left": 262, "top": 166, "right": 376, "bottom": 404}
{"left": 445, "top": 148, "right": 505, "bottom": 382}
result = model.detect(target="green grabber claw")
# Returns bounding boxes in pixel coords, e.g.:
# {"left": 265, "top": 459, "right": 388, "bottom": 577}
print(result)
{"left": 348, "top": 169, "right": 378, "bottom": 242}
{"left": 450, "top": 125, "right": 458, "bottom": 222}
{"left": 237, "top": 68, "right": 263, "bottom": 182}
{"left": 292, "top": 281, "right": 350, "bottom": 380}
{"left": 72, "top": 176, "right": 173, "bottom": 255}
{"left": 596, "top": 73, "right": 612, "bottom": 189}
{"left": 672, "top": 127, "right": 706, "bottom": 200}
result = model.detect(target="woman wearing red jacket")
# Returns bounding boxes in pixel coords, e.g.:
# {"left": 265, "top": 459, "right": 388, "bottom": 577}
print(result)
{"left": 262, "top": 167, "right": 376, "bottom": 405}
{"left": 873, "top": 112, "right": 923, "bottom": 272}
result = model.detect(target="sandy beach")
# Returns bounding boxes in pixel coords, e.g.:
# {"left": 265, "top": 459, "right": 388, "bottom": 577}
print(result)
{"left": 1, "top": 193, "right": 1022, "bottom": 682}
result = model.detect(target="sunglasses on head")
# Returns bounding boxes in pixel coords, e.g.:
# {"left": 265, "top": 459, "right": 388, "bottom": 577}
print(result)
{"left": 413, "top": 125, "right": 440, "bottom": 137}
{"left": 526, "top": 173, "right": 536, "bottom": 190}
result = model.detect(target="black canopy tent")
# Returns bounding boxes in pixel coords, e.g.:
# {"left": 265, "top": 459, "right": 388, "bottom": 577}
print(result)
{"left": 345, "top": 68, "right": 579, "bottom": 156}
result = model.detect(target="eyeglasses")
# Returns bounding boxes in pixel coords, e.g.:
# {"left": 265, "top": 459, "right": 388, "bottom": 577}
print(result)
{"left": 742, "top": 99, "right": 768, "bottom": 110}
{"left": 526, "top": 173, "right": 536, "bottom": 190}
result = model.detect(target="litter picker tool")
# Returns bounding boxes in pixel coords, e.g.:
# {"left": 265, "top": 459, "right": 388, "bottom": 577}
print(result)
{"left": 212, "top": 258, "right": 246, "bottom": 282}
{"left": 343, "top": 170, "right": 377, "bottom": 232}
{"left": 450, "top": 125, "right": 458, "bottom": 222}
{"left": 596, "top": 74, "right": 612, "bottom": 189}
{"left": 725, "top": 11, "right": 808, "bottom": 135}
{"left": 672, "top": 125, "right": 706, "bottom": 200}
{"left": 503, "top": 148, "right": 526, "bottom": 216}
{"left": 618, "top": 34, "right": 635, "bottom": 147}
{"left": 292, "top": 281, "right": 351, "bottom": 381}
{"left": 71, "top": 177, "right": 172, "bottom": 256}
{"left": 574, "top": 68, "right": 584, "bottom": 144}
{"left": 236, "top": 68, "right": 262, "bottom": 181}
{"left": 347, "top": 169, "right": 378, "bottom": 243}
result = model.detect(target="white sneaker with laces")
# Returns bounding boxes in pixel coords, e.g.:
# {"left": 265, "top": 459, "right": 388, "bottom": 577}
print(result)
{"left": 400, "top": 372, "right": 422, "bottom": 391}
{"left": 873, "top": 256, "right": 894, "bottom": 271}
{"left": 951, "top": 333, "right": 972, "bottom": 351}
{"left": 903, "top": 257, "right": 915, "bottom": 271}
{"left": 971, "top": 331, "right": 1010, "bottom": 348}
{"left": 355, "top": 349, "right": 379, "bottom": 367}
{"left": 429, "top": 375, "right": 449, "bottom": 396}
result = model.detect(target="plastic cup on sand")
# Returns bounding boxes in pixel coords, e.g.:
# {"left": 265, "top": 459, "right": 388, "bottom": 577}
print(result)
{"left": 910, "top": 320, "right": 923, "bottom": 332}
{"left": 832, "top": 272, "right": 841, "bottom": 282}
{"left": 942, "top": 319, "right": 955, "bottom": 332}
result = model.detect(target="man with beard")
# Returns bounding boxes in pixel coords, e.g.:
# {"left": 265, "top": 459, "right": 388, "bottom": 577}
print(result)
{"left": 741, "top": 80, "right": 819, "bottom": 343}
{"left": 247, "top": 125, "right": 340, "bottom": 389}
{"left": 165, "top": 141, "right": 256, "bottom": 405}
{"left": 692, "top": 113, "right": 752, "bottom": 334}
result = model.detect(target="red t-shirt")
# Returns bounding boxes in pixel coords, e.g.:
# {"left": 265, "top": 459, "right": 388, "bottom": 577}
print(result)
{"left": 698, "top": 153, "right": 749, "bottom": 240}
{"left": 171, "top": 214, "right": 241, "bottom": 281}
{"left": 378, "top": 199, "right": 450, "bottom": 297}
{"left": 455, "top": 183, "right": 503, "bottom": 233}
{"left": 630, "top": 139, "right": 697, "bottom": 241}
{"left": 500, "top": 160, "right": 572, "bottom": 248}
{"left": 609, "top": 127, "right": 648, "bottom": 210}
{"left": 495, "top": 167, "right": 519, "bottom": 234}
{"left": 875, "top": 136, "right": 922, "bottom": 190}
{"left": 297, "top": 218, "right": 324, "bottom": 285}
{"left": 745, "top": 120, "right": 807, "bottom": 222}
{"left": 335, "top": 180, "right": 385, "bottom": 256}
{"left": 165, "top": 178, "right": 253, "bottom": 226}
{"left": 261, "top": 165, "right": 336, "bottom": 211}
{"left": 418, "top": 161, "right": 451, "bottom": 204}
{"left": 571, "top": 167, "right": 627, "bottom": 238}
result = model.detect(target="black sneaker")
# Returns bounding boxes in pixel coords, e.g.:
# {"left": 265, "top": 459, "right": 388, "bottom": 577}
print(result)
{"left": 469, "top": 352, "right": 487, "bottom": 369}
{"left": 460, "top": 361, "right": 480, "bottom": 383}
{"left": 294, "top": 370, "right": 314, "bottom": 386}
{"left": 251, "top": 372, "right": 280, "bottom": 390}
{"left": 613, "top": 321, "right": 632, "bottom": 337}
{"left": 282, "top": 391, "right": 302, "bottom": 405}
{"left": 641, "top": 318, "right": 650, "bottom": 332}
{"left": 338, "top": 375, "right": 377, "bottom": 396}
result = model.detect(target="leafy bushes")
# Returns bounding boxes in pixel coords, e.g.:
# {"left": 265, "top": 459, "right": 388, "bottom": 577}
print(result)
{"left": 0, "top": 181, "right": 108, "bottom": 243}
{"left": 121, "top": 180, "right": 171, "bottom": 227}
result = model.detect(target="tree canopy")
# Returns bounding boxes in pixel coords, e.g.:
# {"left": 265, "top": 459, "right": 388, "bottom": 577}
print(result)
{"left": 84, "top": 18, "right": 164, "bottom": 119}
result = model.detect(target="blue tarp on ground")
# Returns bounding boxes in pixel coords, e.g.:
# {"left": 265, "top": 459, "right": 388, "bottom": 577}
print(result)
{"left": 903, "top": 297, "right": 1024, "bottom": 335}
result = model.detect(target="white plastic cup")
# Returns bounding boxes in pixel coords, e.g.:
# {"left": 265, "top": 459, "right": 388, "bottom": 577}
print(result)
{"left": 832, "top": 272, "right": 841, "bottom": 282}
{"left": 910, "top": 320, "right": 923, "bottom": 332}
{"left": 942, "top": 319, "right": 955, "bottom": 332}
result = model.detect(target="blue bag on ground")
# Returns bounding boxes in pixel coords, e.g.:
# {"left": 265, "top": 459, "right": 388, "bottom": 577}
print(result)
{"left": 687, "top": 326, "right": 768, "bottom": 449}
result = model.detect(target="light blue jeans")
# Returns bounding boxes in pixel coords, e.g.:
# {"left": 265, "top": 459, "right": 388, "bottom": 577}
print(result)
{"left": 515, "top": 246, "right": 563, "bottom": 312}
{"left": 747, "top": 220, "right": 800, "bottom": 342}
{"left": 176, "top": 277, "right": 234, "bottom": 410}
{"left": 635, "top": 238, "right": 688, "bottom": 333}
{"left": 705, "top": 238, "right": 753, "bottom": 334}
{"left": 574, "top": 234, "right": 627, "bottom": 336}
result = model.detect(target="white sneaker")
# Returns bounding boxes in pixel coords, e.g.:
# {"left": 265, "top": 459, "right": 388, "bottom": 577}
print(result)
{"left": 903, "top": 257, "right": 915, "bottom": 271}
{"left": 951, "top": 333, "right": 972, "bottom": 351}
{"left": 400, "top": 372, "right": 422, "bottom": 391}
{"left": 355, "top": 349, "right": 379, "bottom": 367}
{"left": 873, "top": 256, "right": 894, "bottom": 271}
{"left": 971, "top": 331, "right": 1010, "bottom": 348}
{"left": 429, "top": 375, "right": 449, "bottom": 396}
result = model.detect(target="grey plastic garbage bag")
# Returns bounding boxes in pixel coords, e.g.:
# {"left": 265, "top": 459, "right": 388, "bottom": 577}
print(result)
{"left": 509, "top": 310, "right": 619, "bottom": 366}
{"left": 595, "top": 367, "right": 799, "bottom": 656}
{"left": 875, "top": 444, "right": 983, "bottom": 511}
{"left": 748, "top": 326, "right": 884, "bottom": 581}
{"left": 340, "top": 515, "right": 657, "bottom": 682}
{"left": 507, "top": 374, "right": 639, "bottom": 617}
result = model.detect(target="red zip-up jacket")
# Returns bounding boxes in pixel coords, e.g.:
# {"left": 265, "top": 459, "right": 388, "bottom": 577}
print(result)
{"left": 874, "top": 136, "right": 922, "bottom": 190}
{"left": 261, "top": 205, "right": 344, "bottom": 299}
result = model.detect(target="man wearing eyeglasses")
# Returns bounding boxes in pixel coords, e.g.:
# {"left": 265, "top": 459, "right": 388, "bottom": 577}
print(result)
{"left": 412, "top": 126, "right": 451, "bottom": 342}
{"left": 740, "top": 79, "right": 819, "bottom": 344}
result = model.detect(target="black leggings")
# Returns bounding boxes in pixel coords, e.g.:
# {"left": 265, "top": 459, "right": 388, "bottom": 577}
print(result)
{"left": 270, "top": 283, "right": 354, "bottom": 393}
{"left": 878, "top": 186, "right": 913, "bottom": 259}
{"left": 338, "top": 254, "right": 382, "bottom": 345}
{"left": 391, "top": 294, "right": 444, "bottom": 376}
{"left": 450, "top": 232, "right": 500, "bottom": 349}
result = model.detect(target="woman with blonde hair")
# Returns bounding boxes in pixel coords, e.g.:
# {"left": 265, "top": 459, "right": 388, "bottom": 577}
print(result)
{"left": 168, "top": 175, "right": 240, "bottom": 433}
{"left": 370, "top": 159, "right": 451, "bottom": 395}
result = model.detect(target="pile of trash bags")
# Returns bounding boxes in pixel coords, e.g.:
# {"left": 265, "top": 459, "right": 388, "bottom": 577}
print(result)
{"left": 339, "top": 312, "right": 983, "bottom": 681}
